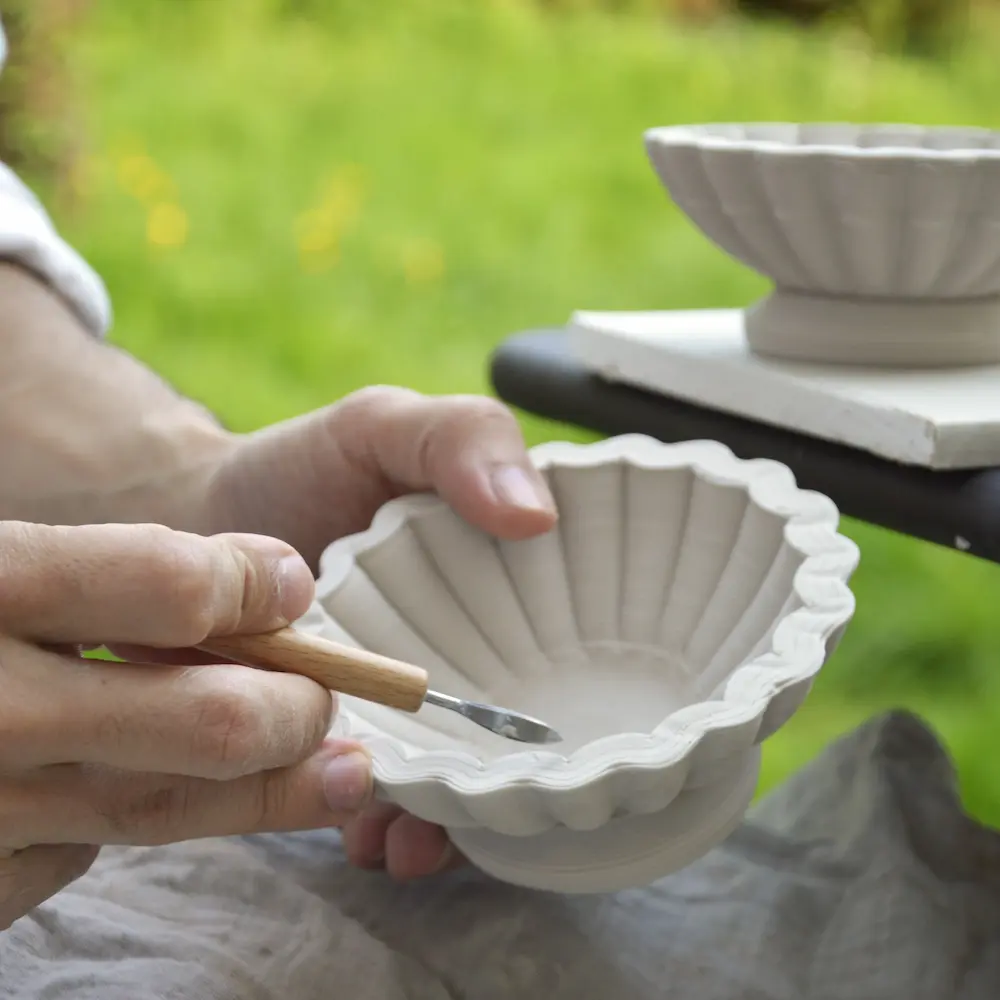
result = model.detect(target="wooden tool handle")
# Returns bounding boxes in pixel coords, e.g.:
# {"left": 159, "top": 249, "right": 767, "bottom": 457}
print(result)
{"left": 199, "top": 629, "right": 430, "bottom": 712}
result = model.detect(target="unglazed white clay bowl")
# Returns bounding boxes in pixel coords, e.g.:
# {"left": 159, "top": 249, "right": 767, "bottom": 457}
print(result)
{"left": 298, "top": 436, "right": 859, "bottom": 893}
{"left": 645, "top": 123, "right": 1000, "bottom": 367}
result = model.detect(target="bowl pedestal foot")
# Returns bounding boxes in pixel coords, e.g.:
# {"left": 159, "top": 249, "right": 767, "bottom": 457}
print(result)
{"left": 745, "top": 289, "right": 1000, "bottom": 368}
{"left": 448, "top": 747, "right": 761, "bottom": 894}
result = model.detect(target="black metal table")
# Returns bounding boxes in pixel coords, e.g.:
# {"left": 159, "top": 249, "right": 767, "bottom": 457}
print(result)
{"left": 490, "top": 330, "right": 1000, "bottom": 564}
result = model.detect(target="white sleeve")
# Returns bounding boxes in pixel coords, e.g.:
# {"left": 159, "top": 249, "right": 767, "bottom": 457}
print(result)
{"left": 0, "top": 21, "right": 111, "bottom": 336}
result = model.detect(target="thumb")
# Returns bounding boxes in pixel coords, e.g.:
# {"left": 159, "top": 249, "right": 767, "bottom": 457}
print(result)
{"left": 0, "top": 522, "right": 316, "bottom": 647}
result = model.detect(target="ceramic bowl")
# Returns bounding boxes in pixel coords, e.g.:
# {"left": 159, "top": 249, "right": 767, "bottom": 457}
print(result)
{"left": 299, "top": 435, "right": 859, "bottom": 892}
{"left": 645, "top": 123, "right": 1000, "bottom": 366}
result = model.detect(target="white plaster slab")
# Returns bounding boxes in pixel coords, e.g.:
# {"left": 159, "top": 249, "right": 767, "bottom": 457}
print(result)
{"left": 568, "top": 309, "right": 1000, "bottom": 470}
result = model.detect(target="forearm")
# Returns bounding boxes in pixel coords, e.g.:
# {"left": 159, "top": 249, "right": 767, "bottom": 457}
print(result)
{"left": 0, "top": 264, "right": 236, "bottom": 529}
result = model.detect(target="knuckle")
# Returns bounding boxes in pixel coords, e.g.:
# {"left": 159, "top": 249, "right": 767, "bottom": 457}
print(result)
{"left": 429, "top": 397, "right": 518, "bottom": 455}
{"left": 142, "top": 532, "right": 221, "bottom": 646}
{"left": 339, "top": 384, "right": 413, "bottom": 419}
{"left": 445, "top": 394, "right": 513, "bottom": 427}
{"left": 332, "top": 385, "right": 424, "bottom": 447}
{"left": 422, "top": 396, "right": 518, "bottom": 469}
{"left": 188, "top": 676, "right": 269, "bottom": 777}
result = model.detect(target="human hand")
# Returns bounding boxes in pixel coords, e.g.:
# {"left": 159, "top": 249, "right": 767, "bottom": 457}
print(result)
{"left": 0, "top": 268, "right": 555, "bottom": 883}
{"left": 0, "top": 252, "right": 554, "bottom": 886}
{"left": 199, "top": 387, "right": 558, "bottom": 880}
{"left": 0, "top": 522, "right": 372, "bottom": 931}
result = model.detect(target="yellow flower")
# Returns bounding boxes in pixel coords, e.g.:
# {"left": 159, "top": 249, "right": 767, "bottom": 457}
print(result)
{"left": 400, "top": 237, "right": 445, "bottom": 285}
{"left": 295, "top": 165, "right": 367, "bottom": 272}
{"left": 117, "top": 154, "right": 176, "bottom": 204}
{"left": 147, "top": 203, "right": 189, "bottom": 248}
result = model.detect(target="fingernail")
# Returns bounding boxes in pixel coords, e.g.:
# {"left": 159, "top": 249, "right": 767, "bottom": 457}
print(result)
{"left": 229, "top": 534, "right": 315, "bottom": 626}
{"left": 322, "top": 750, "right": 373, "bottom": 814}
{"left": 277, "top": 554, "right": 315, "bottom": 623}
{"left": 490, "top": 465, "right": 554, "bottom": 513}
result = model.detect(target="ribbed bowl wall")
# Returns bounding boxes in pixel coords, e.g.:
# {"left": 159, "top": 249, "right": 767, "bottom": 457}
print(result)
{"left": 646, "top": 124, "right": 1000, "bottom": 300}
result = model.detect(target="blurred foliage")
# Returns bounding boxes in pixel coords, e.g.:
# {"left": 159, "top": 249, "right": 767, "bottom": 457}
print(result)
{"left": 736, "top": 0, "right": 970, "bottom": 55}
{"left": 437, "top": 0, "right": 972, "bottom": 54}
{"left": 851, "top": 0, "right": 969, "bottom": 53}
{"left": 0, "top": 0, "right": 985, "bottom": 185}
{"left": 0, "top": 0, "right": 88, "bottom": 195}
{"left": 0, "top": 0, "right": 37, "bottom": 171}
{"left": 5, "top": 0, "right": 1000, "bottom": 819}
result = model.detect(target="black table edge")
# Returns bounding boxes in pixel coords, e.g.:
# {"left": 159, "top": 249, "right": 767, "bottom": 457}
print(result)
{"left": 490, "top": 329, "right": 1000, "bottom": 565}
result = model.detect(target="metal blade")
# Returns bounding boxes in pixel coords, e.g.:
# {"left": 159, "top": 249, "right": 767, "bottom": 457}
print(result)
{"left": 423, "top": 689, "right": 562, "bottom": 745}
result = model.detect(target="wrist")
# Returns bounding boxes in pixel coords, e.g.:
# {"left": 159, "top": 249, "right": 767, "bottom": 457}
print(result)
{"left": 0, "top": 263, "right": 238, "bottom": 529}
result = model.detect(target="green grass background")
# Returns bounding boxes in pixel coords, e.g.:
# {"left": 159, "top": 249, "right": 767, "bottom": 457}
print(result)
{"left": 42, "top": 0, "right": 1000, "bottom": 819}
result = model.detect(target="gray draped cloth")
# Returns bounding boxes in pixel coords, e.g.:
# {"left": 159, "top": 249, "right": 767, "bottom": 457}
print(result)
{"left": 3, "top": 711, "right": 1000, "bottom": 999}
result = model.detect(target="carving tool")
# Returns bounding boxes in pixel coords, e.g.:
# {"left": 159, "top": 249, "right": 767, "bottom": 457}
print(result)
{"left": 200, "top": 628, "right": 562, "bottom": 745}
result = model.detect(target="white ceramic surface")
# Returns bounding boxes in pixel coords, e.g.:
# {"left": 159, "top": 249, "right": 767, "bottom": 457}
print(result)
{"left": 301, "top": 435, "right": 859, "bottom": 892}
{"left": 569, "top": 308, "right": 1000, "bottom": 472}
{"left": 645, "top": 123, "right": 1000, "bottom": 367}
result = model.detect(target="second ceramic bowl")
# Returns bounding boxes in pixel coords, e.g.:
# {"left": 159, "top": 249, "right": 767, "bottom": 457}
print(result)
{"left": 645, "top": 123, "right": 1000, "bottom": 366}
{"left": 299, "top": 435, "right": 859, "bottom": 892}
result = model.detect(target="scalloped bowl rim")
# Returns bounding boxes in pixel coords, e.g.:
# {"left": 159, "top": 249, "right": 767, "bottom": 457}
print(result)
{"left": 313, "top": 436, "right": 859, "bottom": 796}
{"left": 645, "top": 123, "right": 1000, "bottom": 161}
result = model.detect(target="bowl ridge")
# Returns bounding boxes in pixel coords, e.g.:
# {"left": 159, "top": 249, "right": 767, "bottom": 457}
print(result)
{"left": 546, "top": 461, "right": 626, "bottom": 647}
{"left": 538, "top": 442, "right": 792, "bottom": 676}
{"left": 652, "top": 141, "right": 772, "bottom": 280}
{"left": 901, "top": 158, "right": 971, "bottom": 295}
{"left": 756, "top": 146, "right": 841, "bottom": 289}
{"left": 410, "top": 507, "right": 549, "bottom": 680}
{"left": 931, "top": 158, "right": 985, "bottom": 294}
{"left": 656, "top": 474, "right": 751, "bottom": 656}
{"left": 355, "top": 521, "right": 510, "bottom": 694}
{"left": 488, "top": 470, "right": 580, "bottom": 665}
{"left": 696, "top": 539, "right": 804, "bottom": 706}
{"left": 746, "top": 145, "right": 812, "bottom": 286}
{"left": 620, "top": 462, "right": 692, "bottom": 646}
{"left": 954, "top": 159, "right": 1000, "bottom": 296}
{"left": 326, "top": 558, "right": 483, "bottom": 703}
{"left": 681, "top": 496, "right": 789, "bottom": 679}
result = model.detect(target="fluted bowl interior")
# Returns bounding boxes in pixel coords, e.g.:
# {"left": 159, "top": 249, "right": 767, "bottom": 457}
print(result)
{"left": 645, "top": 123, "right": 1000, "bottom": 299}
{"left": 305, "top": 438, "right": 858, "bottom": 795}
